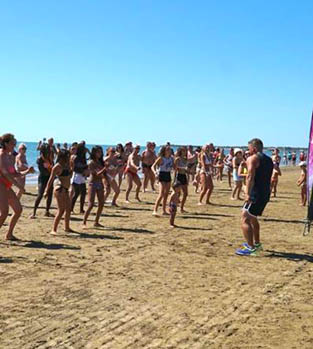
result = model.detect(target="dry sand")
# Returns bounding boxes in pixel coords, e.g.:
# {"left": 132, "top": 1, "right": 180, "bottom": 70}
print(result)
{"left": 0, "top": 167, "right": 313, "bottom": 349}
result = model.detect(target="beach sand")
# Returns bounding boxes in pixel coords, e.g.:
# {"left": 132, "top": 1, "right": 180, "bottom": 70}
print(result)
{"left": 0, "top": 167, "right": 313, "bottom": 348}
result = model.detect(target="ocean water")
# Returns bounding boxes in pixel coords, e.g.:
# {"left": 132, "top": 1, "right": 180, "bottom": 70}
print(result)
{"left": 18, "top": 141, "right": 306, "bottom": 185}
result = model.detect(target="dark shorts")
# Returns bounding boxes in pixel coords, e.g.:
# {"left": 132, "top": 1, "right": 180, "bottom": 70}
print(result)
{"left": 159, "top": 171, "right": 171, "bottom": 183}
{"left": 142, "top": 163, "right": 152, "bottom": 169}
{"left": 243, "top": 198, "right": 269, "bottom": 217}
{"left": 176, "top": 173, "right": 188, "bottom": 186}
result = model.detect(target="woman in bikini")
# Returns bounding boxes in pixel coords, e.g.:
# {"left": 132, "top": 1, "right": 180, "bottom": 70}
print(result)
{"left": 174, "top": 147, "right": 189, "bottom": 213}
{"left": 44, "top": 149, "right": 74, "bottom": 235}
{"left": 125, "top": 145, "right": 142, "bottom": 203}
{"left": 187, "top": 145, "right": 197, "bottom": 183}
{"left": 71, "top": 142, "right": 89, "bottom": 214}
{"left": 198, "top": 145, "right": 214, "bottom": 205}
{"left": 142, "top": 142, "right": 157, "bottom": 193}
{"left": 83, "top": 146, "right": 107, "bottom": 227}
{"left": 116, "top": 143, "right": 127, "bottom": 189}
{"left": 224, "top": 148, "right": 234, "bottom": 188}
{"left": 231, "top": 148, "right": 243, "bottom": 200}
{"left": 0, "top": 134, "right": 28, "bottom": 240}
{"left": 15, "top": 143, "right": 34, "bottom": 199}
{"left": 30, "top": 144, "right": 54, "bottom": 218}
{"left": 103, "top": 147, "right": 120, "bottom": 206}
{"left": 152, "top": 145, "right": 174, "bottom": 215}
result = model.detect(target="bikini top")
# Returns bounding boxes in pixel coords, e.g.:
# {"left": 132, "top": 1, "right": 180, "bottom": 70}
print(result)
{"left": 59, "top": 168, "right": 71, "bottom": 177}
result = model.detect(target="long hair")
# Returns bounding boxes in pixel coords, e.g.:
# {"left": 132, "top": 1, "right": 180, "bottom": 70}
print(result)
{"left": 76, "top": 143, "right": 87, "bottom": 164}
{"left": 56, "top": 149, "right": 70, "bottom": 166}
{"left": 90, "top": 146, "right": 104, "bottom": 166}
{"left": 0, "top": 133, "right": 15, "bottom": 149}
{"left": 39, "top": 144, "right": 51, "bottom": 161}
{"left": 116, "top": 143, "right": 124, "bottom": 154}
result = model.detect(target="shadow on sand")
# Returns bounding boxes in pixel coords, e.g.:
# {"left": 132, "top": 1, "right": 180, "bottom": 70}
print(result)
{"left": 23, "top": 240, "right": 81, "bottom": 251}
{"left": 181, "top": 215, "right": 218, "bottom": 221}
{"left": 70, "top": 232, "right": 124, "bottom": 240}
{"left": 112, "top": 227, "right": 154, "bottom": 234}
{"left": 260, "top": 217, "right": 305, "bottom": 225}
{"left": 0, "top": 257, "right": 13, "bottom": 263}
{"left": 265, "top": 250, "right": 313, "bottom": 263}
{"left": 175, "top": 225, "right": 212, "bottom": 231}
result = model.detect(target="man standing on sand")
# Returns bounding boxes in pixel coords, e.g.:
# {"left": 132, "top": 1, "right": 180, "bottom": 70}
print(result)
{"left": 236, "top": 138, "right": 273, "bottom": 256}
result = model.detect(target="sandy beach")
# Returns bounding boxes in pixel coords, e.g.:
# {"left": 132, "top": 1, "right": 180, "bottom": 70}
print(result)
{"left": 0, "top": 166, "right": 313, "bottom": 349}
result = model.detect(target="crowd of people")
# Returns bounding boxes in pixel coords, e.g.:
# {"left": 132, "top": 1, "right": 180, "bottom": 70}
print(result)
{"left": 0, "top": 133, "right": 308, "bottom": 256}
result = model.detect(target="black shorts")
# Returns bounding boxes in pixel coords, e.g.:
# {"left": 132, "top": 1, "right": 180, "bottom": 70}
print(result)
{"left": 159, "top": 171, "right": 171, "bottom": 183}
{"left": 142, "top": 163, "right": 152, "bottom": 169}
{"left": 176, "top": 173, "right": 188, "bottom": 186}
{"left": 242, "top": 199, "right": 269, "bottom": 217}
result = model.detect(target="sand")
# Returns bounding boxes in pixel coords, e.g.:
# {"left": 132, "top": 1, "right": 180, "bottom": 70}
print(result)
{"left": 0, "top": 167, "right": 313, "bottom": 349}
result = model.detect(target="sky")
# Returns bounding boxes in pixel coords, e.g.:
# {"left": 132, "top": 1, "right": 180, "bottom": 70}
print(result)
{"left": 0, "top": 0, "right": 312, "bottom": 147}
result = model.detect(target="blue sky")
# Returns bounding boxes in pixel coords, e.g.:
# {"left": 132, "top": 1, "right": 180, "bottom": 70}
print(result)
{"left": 0, "top": 0, "right": 312, "bottom": 147}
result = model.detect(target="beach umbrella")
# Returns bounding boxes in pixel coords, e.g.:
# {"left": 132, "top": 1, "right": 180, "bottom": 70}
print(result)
{"left": 303, "top": 109, "right": 313, "bottom": 235}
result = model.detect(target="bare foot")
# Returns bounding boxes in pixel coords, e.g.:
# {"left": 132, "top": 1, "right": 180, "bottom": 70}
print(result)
{"left": 29, "top": 214, "right": 36, "bottom": 219}
{"left": 135, "top": 197, "right": 141, "bottom": 202}
{"left": 197, "top": 202, "right": 203, "bottom": 206}
{"left": 65, "top": 228, "right": 76, "bottom": 233}
{"left": 82, "top": 224, "right": 88, "bottom": 230}
{"left": 152, "top": 211, "right": 159, "bottom": 216}
{"left": 230, "top": 197, "right": 236, "bottom": 201}
{"left": 94, "top": 223, "right": 104, "bottom": 228}
{"left": 180, "top": 209, "right": 187, "bottom": 213}
{"left": 162, "top": 212, "right": 170, "bottom": 216}
{"left": 5, "top": 235, "right": 20, "bottom": 241}
{"left": 49, "top": 231, "right": 58, "bottom": 236}
{"left": 170, "top": 224, "right": 176, "bottom": 228}
{"left": 125, "top": 200, "right": 131, "bottom": 204}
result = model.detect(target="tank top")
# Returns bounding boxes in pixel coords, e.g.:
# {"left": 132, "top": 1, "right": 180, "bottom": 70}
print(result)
{"left": 177, "top": 158, "right": 188, "bottom": 170}
{"left": 250, "top": 153, "right": 273, "bottom": 201}
{"left": 160, "top": 157, "right": 173, "bottom": 172}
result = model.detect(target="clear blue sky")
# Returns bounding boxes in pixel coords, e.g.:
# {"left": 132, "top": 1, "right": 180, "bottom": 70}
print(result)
{"left": 1, "top": 0, "right": 312, "bottom": 147}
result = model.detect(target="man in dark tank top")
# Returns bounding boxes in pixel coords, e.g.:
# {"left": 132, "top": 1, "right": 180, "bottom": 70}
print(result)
{"left": 236, "top": 138, "right": 273, "bottom": 256}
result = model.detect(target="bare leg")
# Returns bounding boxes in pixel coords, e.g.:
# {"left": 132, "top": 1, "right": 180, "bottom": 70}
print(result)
{"left": 64, "top": 192, "right": 72, "bottom": 231}
{"left": 162, "top": 183, "right": 170, "bottom": 214}
{"left": 6, "top": 189, "right": 22, "bottom": 239}
{"left": 205, "top": 175, "right": 214, "bottom": 204}
{"left": 153, "top": 182, "right": 164, "bottom": 213}
{"left": 110, "top": 179, "right": 120, "bottom": 205}
{"left": 83, "top": 186, "right": 96, "bottom": 226}
{"left": 133, "top": 174, "right": 142, "bottom": 201}
{"left": 199, "top": 174, "right": 208, "bottom": 204}
{"left": 52, "top": 190, "right": 66, "bottom": 233}
{"left": 125, "top": 174, "right": 133, "bottom": 202}
{"left": 241, "top": 210, "right": 254, "bottom": 247}
{"left": 95, "top": 189, "right": 105, "bottom": 226}
{"left": 180, "top": 185, "right": 188, "bottom": 212}
{"left": 0, "top": 184, "right": 9, "bottom": 229}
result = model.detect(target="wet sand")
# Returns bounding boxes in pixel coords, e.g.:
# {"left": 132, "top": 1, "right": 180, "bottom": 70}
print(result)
{"left": 0, "top": 167, "right": 313, "bottom": 348}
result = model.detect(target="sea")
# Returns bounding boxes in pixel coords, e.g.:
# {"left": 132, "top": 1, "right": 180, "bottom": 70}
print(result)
{"left": 19, "top": 141, "right": 307, "bottom": 185}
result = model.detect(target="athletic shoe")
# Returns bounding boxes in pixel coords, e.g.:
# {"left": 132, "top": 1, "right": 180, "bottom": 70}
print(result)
{"left": 255, "top": 243, "right": 263, "bottom": 251}
{"left": 235, "top": 245, "right": 256, "bottom": 256}
{"left": 242, "top": 242, "right": 263, "bottom": 251}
